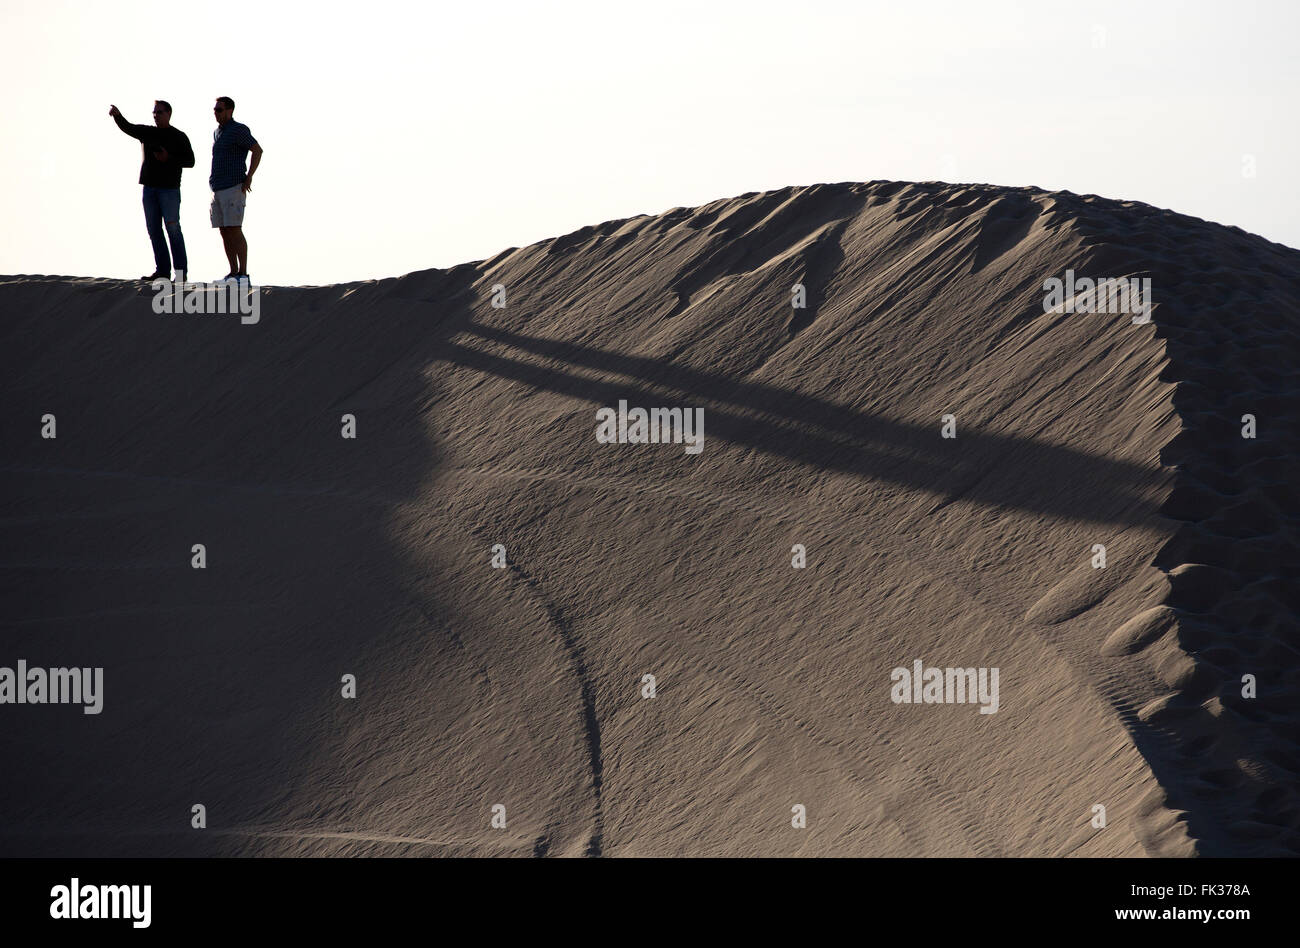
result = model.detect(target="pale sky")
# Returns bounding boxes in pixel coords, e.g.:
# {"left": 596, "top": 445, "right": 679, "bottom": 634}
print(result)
{"left": 2, "top": 0, "right": 1296, "bottom": 285}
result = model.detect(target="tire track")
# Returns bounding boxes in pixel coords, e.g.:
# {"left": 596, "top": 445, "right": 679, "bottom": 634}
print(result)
{"left": 5, "top": 458, "right": 1138, "bottom": 856}
{"left": 452, "top": 464, "right": 1188, "bottom": 854}
{"left": 455, "top": 463, "right": 1005, "bottom": 856}
{"left": 431, "top": 508, "right": 605, "bottom": 858}
{"left": 1, "top": 462, "right": 605, "bottom": 857}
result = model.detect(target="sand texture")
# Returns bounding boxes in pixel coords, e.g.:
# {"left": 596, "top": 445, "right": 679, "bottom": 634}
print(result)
{"left": 1, "top": 181, "right": 1296, "bottom": 856}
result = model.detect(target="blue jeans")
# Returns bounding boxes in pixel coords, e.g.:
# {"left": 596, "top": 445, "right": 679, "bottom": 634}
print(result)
{"left": 142, "top": 186, "right": 187, "bottom": 277}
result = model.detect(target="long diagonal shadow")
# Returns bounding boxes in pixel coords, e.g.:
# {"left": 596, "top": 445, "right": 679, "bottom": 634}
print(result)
{"left": 440, "top": 319, "right": 1165, "bottom": 526}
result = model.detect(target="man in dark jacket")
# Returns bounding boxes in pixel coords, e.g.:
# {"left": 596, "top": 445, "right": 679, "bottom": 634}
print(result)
{"left": 109, "top": 100, "right": 195, "bottom": 280}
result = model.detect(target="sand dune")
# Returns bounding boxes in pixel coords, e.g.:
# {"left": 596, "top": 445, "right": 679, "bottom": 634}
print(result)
{"left": 1, "top": 180, "right": 1296, "bottom": 856}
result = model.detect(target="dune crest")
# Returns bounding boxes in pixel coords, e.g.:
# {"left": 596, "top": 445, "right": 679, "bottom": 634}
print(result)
{"left": 1, "top": 180, "right": 1296, "bottom": 856}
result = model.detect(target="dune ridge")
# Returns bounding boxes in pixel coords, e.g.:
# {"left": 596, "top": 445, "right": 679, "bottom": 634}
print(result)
{"left": 0, "top": 180, "right": 1296, "bottom": 856}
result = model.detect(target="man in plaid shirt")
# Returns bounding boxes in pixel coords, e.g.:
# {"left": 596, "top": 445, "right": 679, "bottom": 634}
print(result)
{"left": 209, "top": 96, "right": 264, "bottom": 282}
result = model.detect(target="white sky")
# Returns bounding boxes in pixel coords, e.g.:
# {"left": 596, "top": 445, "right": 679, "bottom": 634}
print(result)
{"left": 2, "top": 0, "right": 1296, "bottom": 285}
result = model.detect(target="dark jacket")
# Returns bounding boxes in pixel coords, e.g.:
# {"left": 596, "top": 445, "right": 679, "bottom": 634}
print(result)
{"left": 113, "top": 113, "right": 195, "bottom": 188}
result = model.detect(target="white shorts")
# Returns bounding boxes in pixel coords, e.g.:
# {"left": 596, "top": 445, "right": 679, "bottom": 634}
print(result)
{"left": 210, "top": 184, "right": 247, "bottom": 227}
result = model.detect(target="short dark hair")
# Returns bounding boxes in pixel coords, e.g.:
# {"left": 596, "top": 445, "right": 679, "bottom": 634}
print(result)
{"left": 154, "top": 100, "right": 172, "bottom": 114}
{"left": 216, "top": 96, "right": 235, "bottom": 112}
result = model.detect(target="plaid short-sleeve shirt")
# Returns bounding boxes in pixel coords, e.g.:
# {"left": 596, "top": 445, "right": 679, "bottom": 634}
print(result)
{"left": 209, "top": 120, "right": 258, "bottom": 192}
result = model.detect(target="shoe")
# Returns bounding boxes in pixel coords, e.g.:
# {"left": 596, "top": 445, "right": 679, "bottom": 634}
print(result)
{"left": 142, "top": 271, "right": 170, "bottom": 281}
{"left": 234, "top": 272, "right": 250, "bottom": 283}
